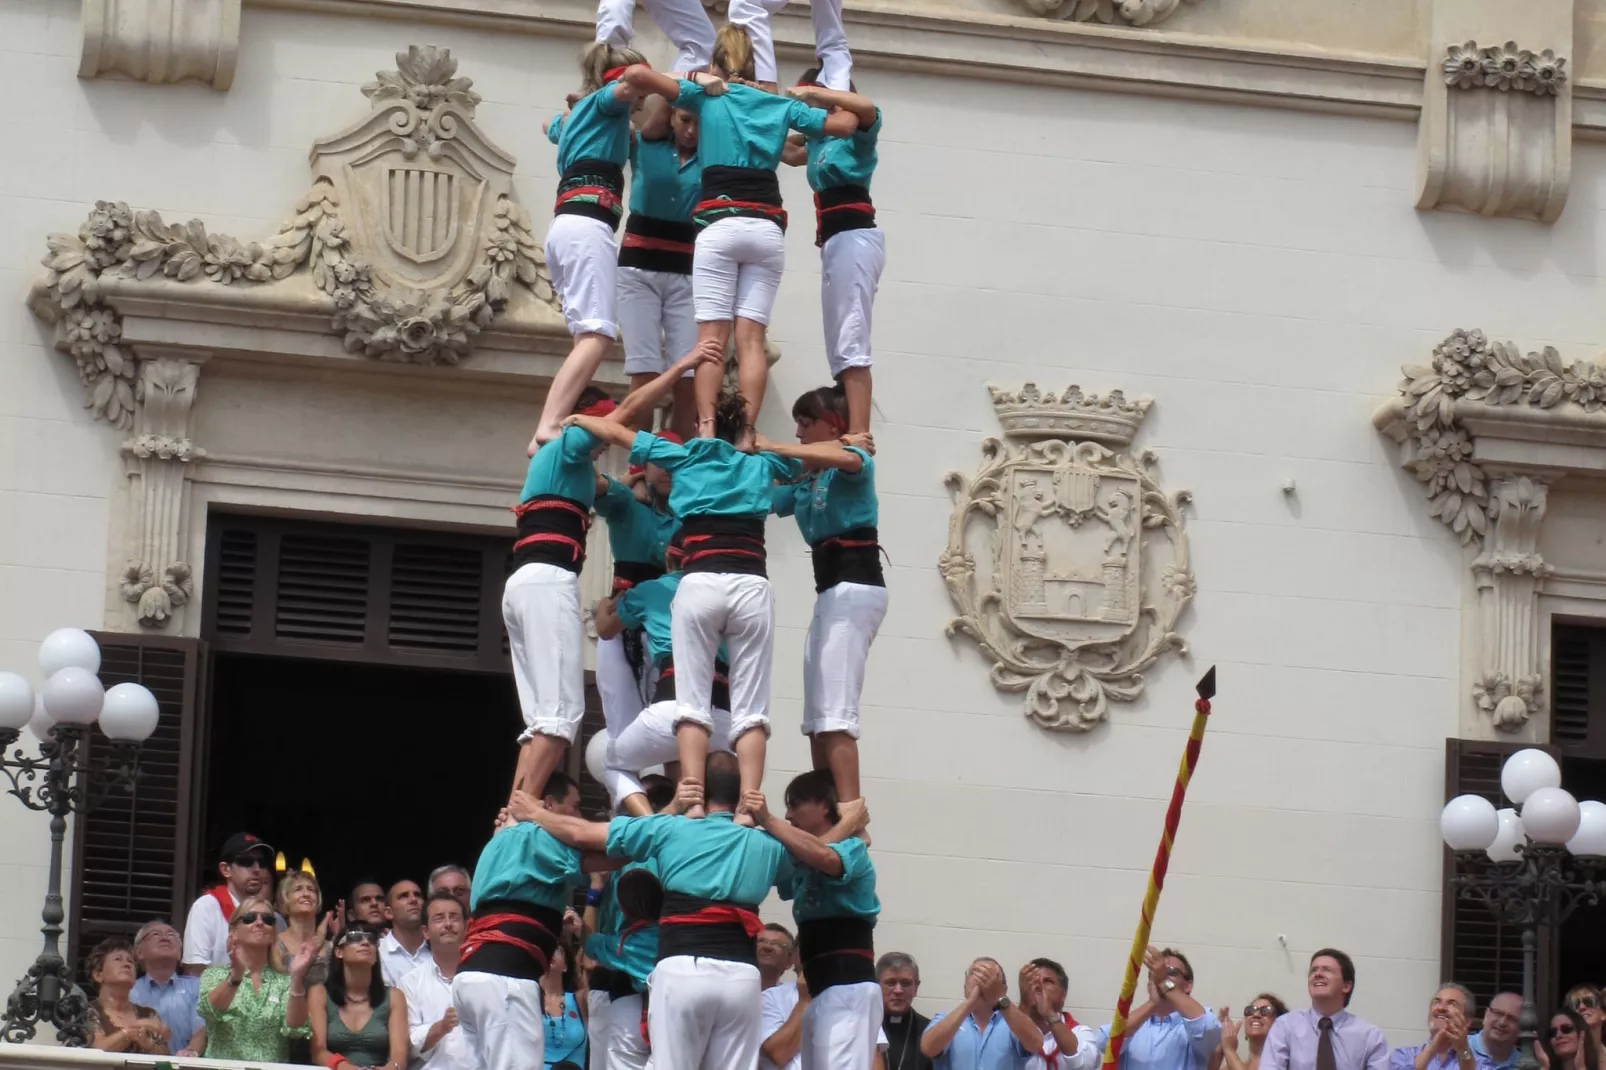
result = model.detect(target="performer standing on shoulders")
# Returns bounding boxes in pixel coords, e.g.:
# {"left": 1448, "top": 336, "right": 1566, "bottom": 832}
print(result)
{"left": 594, "top": 0, "right": 714, "bottom": 75}
{"left": 782, "top": 77, "right": 883, "bottom": 435}
{"left": 728, "top": 0, "right": 852, "bottom": 92}
{"left": 758, "top": 385, "right": 883, "bottom": 805}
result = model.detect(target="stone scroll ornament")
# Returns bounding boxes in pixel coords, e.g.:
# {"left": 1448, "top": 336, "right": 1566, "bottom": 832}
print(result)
{"left": 939, "top": 385, "right": 1194, "bottom": 730}
{"left": 1017, "top": 0, "right": 1200, "bottom": 25}
{"left": 34, "top": 45, "right": 559, "bottom": 430}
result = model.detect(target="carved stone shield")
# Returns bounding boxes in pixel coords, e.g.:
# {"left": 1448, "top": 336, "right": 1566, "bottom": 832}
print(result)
{"left": 383, "top": 167, "right": 462, "bottom": 263}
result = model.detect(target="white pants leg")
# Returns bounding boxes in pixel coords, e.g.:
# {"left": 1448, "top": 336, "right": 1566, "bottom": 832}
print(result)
{"left": 546, "top": 214, "right": 620, "bottom": 339}
{"left": 609, "top": 699, "right": 736, "bottom": 803}
{"left": 800, "top": 981, "right": 882, "bottom": 1070}
{"left": 820, "top": 228, "right": 885, "bottom": 378}
{"left": 619, "top": 267, "right": 699, "bottom": 376}
{"left": 641, "top": 0, "right": 717, "bottom": 70}
{"left": 589, "top": 989, "right": 615, "bottom": 1068}
{"left": 801, "top": 582, "right": 888, "bottom": 739}
{"left": 724, "top": 575, "right": 776, "bottom": 739}
{"left": 671, "top": 573, "right": 775, "bottom": 739}
{"left": 597, "top": 633, "right": 649, "bottom": 735}
{"left": 601, "top": 992, "right": 653, "bottom": 1070}
{"left": 727, "top": 0, "right": 850, "bottom": 87}
{"left": 595, "top": 0, "right": 636, "bottom": 47}
{"left": 692, "top": 218, "right": 786, "bottom": 325}
{"left": 647, "top": 956, "right": 762, "bottom": 1070}
{"left": 726, "top": 0, "right": 789, "bottom": 84}
{"left": 502, "top": 562, "right": 586, "bottom": 743}
{"left": 452, "top": 973, "right": 545, "bottom": 1070}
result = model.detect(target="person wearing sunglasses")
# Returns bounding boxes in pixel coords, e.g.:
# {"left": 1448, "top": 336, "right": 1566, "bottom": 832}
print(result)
{"left": 1387, "top": 984, "right": 1491, "bottom": 1070}
{"left": 1212, "top": 996, "right": 1288, "bottom": 1070}
{"left": 182, "top": 832, "right": 276, "bottom": 975}
{"left": 1540, "top": 1008, "right": 1601, "bottom": 1070}
{"left": 310, "top": 925, "right": 409, "bottom": 1069}
{"left": 197, "top": 897, "right": 317, "bottom": 1062}
{"left": 1566, "top": 987, "right": 1606, "bottom": 1065}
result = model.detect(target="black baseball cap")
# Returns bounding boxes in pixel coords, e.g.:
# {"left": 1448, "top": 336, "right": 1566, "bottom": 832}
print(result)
{"left": 219, "top": 832, "right": 273, "bottom": 863}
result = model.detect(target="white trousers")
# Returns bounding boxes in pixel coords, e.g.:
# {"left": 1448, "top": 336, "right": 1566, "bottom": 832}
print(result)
{"left": 647, "top": 956, "right": 761, "bottom": 1070}
{"left": 727, "top": 0, "right": 850, "bottom": 88}
{"left": 595, "top": 0, "right": 715, "bottom": 72}
{"left": 597, "top": 633, "right": 654, "bottom": 739}
{"left": 503, "top": 562, "right": 586, "bottom": 743}
{"left": 452, "top": 972, "right": 545, "bottom": 1070}
{"left": 801, "top": 982, "right": 883, "bottom": 1070}
{"left": 670, "top": 572, "right": 774, "bottom": 738}
{"left": 619, "top": 266, "right": 699, "bottom": 376}
{"left": 820, "top": 228, "right": 885, "bottom": 377}
{"left": 693, "top": 217, "right": 785, "bottom": 325}
{"left": 546, "top": 214, "right": 620, "bottom": 339}
{"left": 605, "top": 698, "right": 735, "bottom": 807}
{"left": 802, "top": 582, "right": 888, "bottom": 738}
{"left": 590, "top": 990, "right": 652, "bottom": 1070}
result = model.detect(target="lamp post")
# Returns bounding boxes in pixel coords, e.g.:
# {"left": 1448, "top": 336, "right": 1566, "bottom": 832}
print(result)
{"left": 0, "top": 629, "right": 159, "bottom": 1047}
{"left": 1440, "top": 749, "right": 1606, "bottom": 1070}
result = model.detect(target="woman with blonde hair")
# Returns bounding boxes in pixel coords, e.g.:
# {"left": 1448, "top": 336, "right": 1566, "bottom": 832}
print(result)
{"left": 621, "top": 27, "right": 859, "bottom": 439}
{"left": 198, "top": 897, "right": 316, "bottom": 1062}
{"left": 276, "top": 871, "right": 334, "bottom": 987}
{"left": 531, "top": 41, "right": 654, "bottom": 448}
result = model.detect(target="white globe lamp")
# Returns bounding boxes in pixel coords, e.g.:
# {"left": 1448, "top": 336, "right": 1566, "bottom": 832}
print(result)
{"left": 27, "top": 696, "right": 54, "bottom": 742}
{"left": 1441, "top": 794, "right": 1500, "bottom": 851}
{"left": 0, "top": 673, "right": 34, "bottom": 732}
{"left": 1566, "top": 800, "right": 1606, "bottom": 858}
{"left": 1521, "top": 786, "right": 1582, "bottom": 845}
{"left": 1488, "top": 807, "right": 1524, "bottom": 862}
{"left": 99, "top": 683, "right": 159, "bottom": 743}
{"left": 1501, "top": 749, "right": 1562, "bottom": 806}
{"left": 37, "top": 629, "right": 100, "bottom": 678}
{"left": 40, "top": 668, "right": 103, "bottom": 726}
{"left": 584, "top": 732, "right": 609, "bottom": 786}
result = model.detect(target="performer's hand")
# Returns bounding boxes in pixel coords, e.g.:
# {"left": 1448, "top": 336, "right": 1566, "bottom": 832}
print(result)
{"left": 565, "top": 91, "right": 583, "bottom": 107}
{"left": 561, "top": 414, "right": 580, "bottom": 427}
{"left": 838, "top": 797, "right": 869, "bottom": 836}
{"left": 740, "top": 790, "right": 771, "bottom": 824}
{"left": 786, "top": 84, "right": 820, "bottom": 103}
{"left": 842, "top": 432, "right": 875, "bottom": 455}
{"left": 563, "top": 907, "right": 582, "bottom": 939}
{"left": 680, "top": 338, "right": 725, "bottom": 373}
{"left": 494, "top": 806, "right": 516, "bottom": 831}
{"left": 692, "top": 71, "right": 729, "bottom": 96}
{"left": 508, "top": 790, "right": 542, "bottom": 823}
{"left": 675, "top": 777, "right": 705, "bottom": 814}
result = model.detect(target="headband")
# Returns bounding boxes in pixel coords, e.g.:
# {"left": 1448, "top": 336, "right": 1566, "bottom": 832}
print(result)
{"left": 602, "top": 60, "right": 648, "bottom": 84}
{"left": 576, "top": 397, "right": 618, "bottom": 418}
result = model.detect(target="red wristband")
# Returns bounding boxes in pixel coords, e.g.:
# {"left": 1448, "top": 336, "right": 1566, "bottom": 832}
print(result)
{"left": 326, "top": 1057, "right": 349, "bottom": 1070}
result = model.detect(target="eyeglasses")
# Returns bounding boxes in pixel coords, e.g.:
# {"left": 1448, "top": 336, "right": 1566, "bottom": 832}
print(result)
{"left": 1164, "top": 967, "right": 1188, "bottom": 980}
{"left": 882, "top": 979, "right": 917, "bottom": 990}
{"left": 231, "top": 856, "right": 268, "bottom": 870}
{"left": 236, "top": 912, "right": 274, "bottom": 927}
{"left": 1552, "top": 1025, "right": 1578, "bottom": 1038}
{"left": 339, "top": 930, "right": 379, "bottom": 946}
{"left": 756, "top": 941, "right": 792, "bottom": 953}
{"left": 1575, "top": 998, "right": 1599, "bottom": 1011}
{"left": 1245, "top": 1006, "right": 1277, "bottom": 1019}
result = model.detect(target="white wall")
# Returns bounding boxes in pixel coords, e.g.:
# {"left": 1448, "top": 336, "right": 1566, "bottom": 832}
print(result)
{"left": 8, "top": 0, "right": 1606, "bottom": 1042}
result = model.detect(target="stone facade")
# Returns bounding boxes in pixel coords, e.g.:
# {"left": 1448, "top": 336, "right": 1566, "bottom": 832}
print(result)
{"left": 7, "top": 0, "right": 1606, "bottom": 1045}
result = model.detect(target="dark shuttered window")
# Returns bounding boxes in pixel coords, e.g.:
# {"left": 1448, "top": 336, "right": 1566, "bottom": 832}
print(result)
{"left": 1552, "top": 623, "right": 1606, "bottom": 757}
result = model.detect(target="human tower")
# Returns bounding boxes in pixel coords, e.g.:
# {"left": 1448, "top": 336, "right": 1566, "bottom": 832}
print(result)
{"left": 448, "top": 0, "right": 890, "bottom": 1066}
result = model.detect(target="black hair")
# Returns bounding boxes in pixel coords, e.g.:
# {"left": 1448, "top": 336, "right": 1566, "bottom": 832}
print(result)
{"left": 349, "top": 877, "right": 384, "bottom": 913}
{"left": 1031, "top": 957, "right": 1068, "bottom": 989}
{"left": 386, "top": 878, "right": 422, "bottom": 902}
{"left": 1544, "top": 1007, "right": 1599, "bottom": 1070}
{"left": 712, "top": 389, "right": 750, "bottom": 445}
{"left": 796, "top": 66, "right": 856, "bottom": 92}
{"left": 424, "top": 892, "right": 464, "bottom": 923}
{"left": 705, "top": 752, "right": 741, "bottom": 809}
{"left": 1158, "top": 948, "right": 1194, "bottom": 983}
{"left": 783, "top": 769, "right": 840, "bottom": 825}
{"left": 328, "top": 925, "right": 389, "bottom": 1007}
{"left": 573, "top": 386, "right": 610, "bottom": 415}
{"left": 642, "top": 774, "right": 676, "bottom": 813}
{"left": 1310, "top": 948, "right": 1356, "bottom": 1006}
{"left": 791, "top": 383, "right": 848, "bottom": 429}
{"left": 543, "top": 770, "right": 579, "bottom": 802}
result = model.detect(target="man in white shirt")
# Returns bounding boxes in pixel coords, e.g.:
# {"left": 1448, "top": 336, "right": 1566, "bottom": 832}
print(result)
{"left": 180, "top": 832, "right": 273, "bottom": 975}
{"left": 758, "top": 923, "right": 803, "bottom": 1070}
{"left": 398, "top": 893, "right": 470, "bottom": 1070}
{"left": 380, "top": 879, "right": 431, "bottom": 986}
{"left": 1023, "top": 958, "right": 1100, "bottom": 1070}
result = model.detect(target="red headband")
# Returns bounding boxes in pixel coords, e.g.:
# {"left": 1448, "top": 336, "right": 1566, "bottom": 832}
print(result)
{"left": 577, "top": 398, "right": 618, "bottom": 418}
{"left": 794, "top": 78, "right": 822, "bottom": 88}
{"left": 603, "top": 60, "right": 648, "bottom": 84}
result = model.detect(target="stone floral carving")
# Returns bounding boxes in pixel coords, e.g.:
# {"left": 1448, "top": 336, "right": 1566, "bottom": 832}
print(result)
{"left": 940, "top": 384, "right": 1194, "bottom": 730}
{"left": 33, "top": 45, "right": 557, "bottom": 429}
{"left": 1442, "top": 41, "right": 1568, "bottom": 95}
{"left": 1018, "top": 0, "right": 1200, "bottom": 25}
{"left": 120, "top": 562, "right": 195, "bottom": 627}
{"left": 1387, "top": 328, "right": 1605, "bottom": 543}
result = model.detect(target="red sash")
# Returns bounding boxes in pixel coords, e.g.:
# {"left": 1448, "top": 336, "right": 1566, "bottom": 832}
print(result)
{"left": 206, "top": 885, "right": 236, "bottom": 921}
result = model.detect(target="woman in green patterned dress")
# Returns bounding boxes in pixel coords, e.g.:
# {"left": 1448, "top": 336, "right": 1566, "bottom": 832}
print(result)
{"left": 197, "top": 895, "right": 316, "bottom": 1061}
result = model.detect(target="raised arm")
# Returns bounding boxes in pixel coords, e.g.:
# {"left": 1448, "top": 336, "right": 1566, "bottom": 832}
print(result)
{"left": 922, "top": 1005, "right": 973, "bottom": 1059}
{"left": 820, "top": 109, "right": 860, "bottom": 139}
{"left": 635, "top": 94, "right": 672, "bottom": 141}
{"left": 744, "top": 791, "right": 844, "bottom": 876}
{"left": 594, "top": 596, "right": 626, "bottom": 640}
{"left": 781, "top": 135, "right": 807, "bottom": 168}
{"left": 621, "top": 65, "right": 688, "bottom": 102}
{"left": 612, "top": 339, "right": 724, "bottom": 427}
{"left": 507, "top": 791, "right": 612, "bottom": 851}
{"left": 790, "top": 85, "right": 877, "bottom": 130}
{"left": 751, "top": 436, "right": 864, "bottom": 473}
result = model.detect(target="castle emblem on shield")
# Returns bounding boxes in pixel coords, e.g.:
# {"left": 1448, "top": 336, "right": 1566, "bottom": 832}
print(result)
{"left": 939, "top": 385, "right": 1196, "bottom": 730}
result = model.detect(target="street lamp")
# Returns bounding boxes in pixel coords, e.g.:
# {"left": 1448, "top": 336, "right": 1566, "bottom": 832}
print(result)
{"left": 0, "top": 629, "right": 158, "bottom": 1046}
{"left": 1440, "top": 748, "right": 1606, "bottom": 1070}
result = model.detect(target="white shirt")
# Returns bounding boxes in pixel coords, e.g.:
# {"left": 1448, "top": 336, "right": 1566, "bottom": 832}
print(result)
{"left": 380, "top": 931, "right": 432, "bottom": 987}
{"left": 1026, "top": 1019, "right": 1103, "bottom": 1070}
{"left": 181, "top": 890, "right": 236, "bottom": 967}
{"left": 397, "top": 960, "right": 471, "bottom": 1070}
{"left": 759, "top": 981, "right": 803, "bottom": 1070}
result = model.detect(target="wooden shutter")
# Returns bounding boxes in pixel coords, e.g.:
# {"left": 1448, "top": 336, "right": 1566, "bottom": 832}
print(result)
{"left": 1441, "top": 738, "right": 1557, "bottom": 1013}
{"left": 1552, "top": 623, "right": 1606, "bottom": 758}
{"left": 70, "top": 634, "right": 205, "bottom": 971}
{"left": 201, "top": 514, "right": 513, "bottom": 673}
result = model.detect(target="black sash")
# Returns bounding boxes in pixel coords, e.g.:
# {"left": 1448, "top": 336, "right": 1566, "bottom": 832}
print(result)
{"left": 811, "top": 525, "right": 884, "bottom": 593}
{"left": 554, "top": 158, "right": 626, "bottom": 229}
{"left": 652, "top": 656, "right": 731, "bottom": 711}
{"left": 458, "top": 900, "right": 562, "bottom": 982}
{"left": 657, "top": 892, "right": 761, "bottom": 965}
{"left": 694, "top": 166, "right": 787, "bottom": 231}
{"left": 815, "top": 184, "right": 876, "bottom": 247}
{"left": 512, "top": 494, "right": 591, "bottom": 573}
{"left": 588, "top": 965, "right": 639, "bottom": 1000}
{"left": 613, "top": 559, "right": 667, "bottom": 591}
{"left": 679, "top": 515, "right": 767, "bottom": 577}
{"left": 618, "top": 213, "right": 697, "bottom": 274}
{"left": 798, "top": 916, "right": 876, "bottom": 995}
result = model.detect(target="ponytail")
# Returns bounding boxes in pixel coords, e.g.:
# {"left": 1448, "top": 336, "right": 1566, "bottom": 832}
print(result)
{"left": 712, "top": 24, "right": 756, "bottom": 82}
{"left": 791, "top": 383, "right": 848, "bottom": 430}
{"left": 579, "top": 41, "right": 647, "bottom": 94}
{"left": 713, "top": 388, "right": 751, "bottom": 444}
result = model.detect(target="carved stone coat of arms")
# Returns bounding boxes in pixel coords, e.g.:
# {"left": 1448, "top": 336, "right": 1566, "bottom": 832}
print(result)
{"left": 939, "top": 385, "right": 1196, "bottom": 730}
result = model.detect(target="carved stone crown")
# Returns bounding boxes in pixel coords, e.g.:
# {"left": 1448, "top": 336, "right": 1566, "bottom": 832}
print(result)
{"left": 988, "top": 383, "right": 1153, "bottom": 446}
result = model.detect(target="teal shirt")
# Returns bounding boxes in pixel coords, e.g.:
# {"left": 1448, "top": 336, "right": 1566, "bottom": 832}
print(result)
{"left": 584, "top": 863, "right": 659, "bottom": 990}
{"left": 629, "top": 432, "right": 798, "bottom": 519}
{"left": 770, "top": 448, "right": 877, "bottom": 543}
{"left": 469, "top": 822, "right": 586, "bottom": 912}
{"left": 671, "top": 81, "right": 830, "bottom": 170}
{"left": 595, "top": 477, "right": 679, "bottom": 566}
{"left": 630, "top": 137, "right": 701, "bottom": 222}
{"left": 778, "top": 837, "right": 880, "bottom": 923}
{"left": 806, "top": 108, "right": 881, "bottom": 191}
{"left": 547, "top": 85, "right": 632, "bottom": 172}
{"left": 521, "top": 425, "right": 601, "bottom": 505}
{"left": 615, "top": 572, "right": 727, "bottom": 667}
{"left": 606, "top": 811, "right": 795, "bottom": 904}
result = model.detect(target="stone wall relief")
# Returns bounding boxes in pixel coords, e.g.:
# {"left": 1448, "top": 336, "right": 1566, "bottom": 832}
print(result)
{"left": 940, "top": 385, "right": 1194, "bottom": 731}
{"left": 1011, "top": 0, "right": 1201, "bottom": 26}
{"left": 80, "top": 0, "right": 240, "bottom": 90}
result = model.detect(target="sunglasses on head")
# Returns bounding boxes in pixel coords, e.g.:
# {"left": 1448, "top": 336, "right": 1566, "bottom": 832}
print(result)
{"left": 1553, "top": 1024, "right": 1578, "bottom": 1038}
{"left": 1245, "top": 1005, "right": 1277, "bottom": 1019}
{"left": 236, "top": 912, "right": 274, "bottom": 927}
{"left": 1576, "top": 998, "right": 1599, "bottom": 1011}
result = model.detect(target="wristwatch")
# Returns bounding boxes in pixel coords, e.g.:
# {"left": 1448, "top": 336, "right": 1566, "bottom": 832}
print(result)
{"left": 1160, "top": 980, "right": 1178, "bottom": 995}
{"left": 996, "top": 997, "right": 1013, "bottom": 1012}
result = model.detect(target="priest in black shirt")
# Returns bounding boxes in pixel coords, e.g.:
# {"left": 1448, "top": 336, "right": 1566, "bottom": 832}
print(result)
{"left": 879, "top": 951, "right": 933, "bottom": 1070}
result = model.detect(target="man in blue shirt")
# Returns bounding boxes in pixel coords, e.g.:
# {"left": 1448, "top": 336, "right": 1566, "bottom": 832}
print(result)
{"left": 130, "top": 921, "right": 204, "bottom": 1055}
{"left": 920, "top": 957, "right": 1045, "bottom": 1069}
{"left": 1095, "top": 946, "right": 1221, "bottom": 1070}
{"left": 1389, "top": 985, "right": 1493, "bottom": 1070}
{"left": 1467, "top": 993, "right": 1521, "bottom": 1070}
